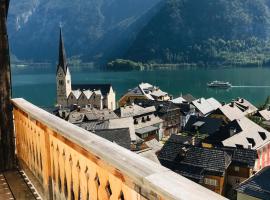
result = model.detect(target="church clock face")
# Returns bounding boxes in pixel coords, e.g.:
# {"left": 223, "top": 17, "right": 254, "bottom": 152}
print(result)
{"left": 58, "top": 72, "right": 63, "bottom": 77}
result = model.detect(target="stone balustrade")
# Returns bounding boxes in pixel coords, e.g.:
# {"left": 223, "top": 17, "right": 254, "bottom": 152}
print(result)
{"left": 12, "top": 98, "right": 227, "bottom": 200}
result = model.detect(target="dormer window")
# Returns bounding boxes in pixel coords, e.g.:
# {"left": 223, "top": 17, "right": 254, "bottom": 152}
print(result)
{"left": 142, "top": 117, "right": 145, "bottom": 123}
{"left": 259, "top": 132, "right": 267, "bottom": 140}
{"left": 246, "top": 137, "right": 256, "bottom": 148}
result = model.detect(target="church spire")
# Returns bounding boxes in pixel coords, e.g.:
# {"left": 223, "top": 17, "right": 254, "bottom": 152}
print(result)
{"left": 58, "top": 27, "right": 68, "bottom": 74}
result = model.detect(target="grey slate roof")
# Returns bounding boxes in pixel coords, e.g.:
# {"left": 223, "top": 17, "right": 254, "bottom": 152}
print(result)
{"left": 181, "top": 147, "right": 231, "bottom": 175}
{"left": 78, "top": 121, "right": 109, "bottom": 131}
{"left": 236, "top": 166, "right": 270, "bottom": 200}
{"left": 94, "top": 128, "right": 131, "bottom": 149}
{"left": 182, "top": 94, "right": 196, "bottom": 103}
{"left": 134, "top": 99, "right": 180, "bottom": 114}
{"left": 184, "top": 116, "right": 223, "bottom": 135}
{"left": 158, "top": 135, "right": 232, "bottom": 176}
{"left": 221, "top": 147, "right": 257, "bottom": 168}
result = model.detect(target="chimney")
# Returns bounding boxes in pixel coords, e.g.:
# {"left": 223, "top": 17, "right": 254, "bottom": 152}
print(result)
{"left": 268, "top": 106, "right": 270, "bottom": 111}
{"left": 248, "top": 144, "right": 252, "bottom": 149}
{"left": 77, "top": 106, "right": 81, "bottom": 112}
{"left": 222, "top": 102, "right": 226, "bottom": 106}
{"left": 241, "top": 98, "right": 244, "bottom": 103}
{"left": 230, "top": 101, "right": 234, "bottom": 107}
{"left": 198, "top": 98, "right": 201, "bottom": 104}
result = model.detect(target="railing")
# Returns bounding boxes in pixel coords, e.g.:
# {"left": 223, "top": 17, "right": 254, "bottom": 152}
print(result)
{"left": 12, "top": 98, "right": 227, "bottom": 200}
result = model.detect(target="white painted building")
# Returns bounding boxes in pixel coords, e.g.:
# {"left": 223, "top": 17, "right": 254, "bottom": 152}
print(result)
{"left": 56, "top": 28, "right": 116, "bottom": 110}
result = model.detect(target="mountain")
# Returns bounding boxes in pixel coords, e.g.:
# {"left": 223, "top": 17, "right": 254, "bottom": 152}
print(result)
{"left": 125, "top": 0, "right": 270, "bottom": 66}
{"left": 7, "top": 0, "right": 161, "bottom": 63}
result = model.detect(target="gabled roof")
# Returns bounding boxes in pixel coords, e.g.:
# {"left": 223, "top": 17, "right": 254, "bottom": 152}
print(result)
{"left": 192, "top": 98, "right": 221, "bottom": 116}
{"left": 78, "top": 121, "right": 110, "bottom": 131}
{"left": 222, "top": 117, "right": 270, "bottom": 149}
{"left": 184, "top": 116, "right": 223, "bottom": 135}
{"left": 216, "top": 104, "right": 245, "bottom": 121}
{"left": 234, "top": 98, "right": 258, "bottom": 115}
{"left": 258, "top": 109, "right": 270, "bottom": 121}
{"left": 207, "top": 98, "right": 222, "bottom": 110}
{"left": 94, "top": 128, "right": 131, "bottom": 150}
{"left": 181, "top": 147, "right": 231, "bottom": 175}
{"left": 171, "top": 96, "right": 186, "bottom": 104}
{"left": 220, "top": 147, "right": 257, "bottom": 168}
{"left": 182, "top": 94, "right": 196, "bottom": 103}
{"left": 236, "top": 166, "right": 270, "bottom": 200}
{"left": 70, "top": 90, "right": 81, "bottom": 99}
{"left": 134, "top": 99, "right": 180, "bottom": 114}
{"left": 72, "top": 84, "right": 112, "bottom": 96}
{"left": 203, "top": 120, "right": 242, "bottom": 146}
{"left": 151, "top": 90, "right": 168, "bottom": 97}
{"left": 158, "top": 135, "right": 232, "bottom": 176}
{"left": 82, "top": 90, "right": 93, "bottom": 99}
{"left": 116, "top": 104, "right": 156, "bottom": 118}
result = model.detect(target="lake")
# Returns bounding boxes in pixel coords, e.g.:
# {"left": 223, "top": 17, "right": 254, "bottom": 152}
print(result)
{"left": 11, "top": 66, "right": 270, "bottom": 107}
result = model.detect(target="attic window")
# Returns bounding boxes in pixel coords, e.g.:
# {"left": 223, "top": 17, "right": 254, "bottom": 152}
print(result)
{"left": 193, "top": 121, "right": 205, "bottom": 128}
{"left": 246, "top": 137, "right": 256, "bottom": 148}
{"left": 259, "top": 132, "right": 267, "bottom": 140}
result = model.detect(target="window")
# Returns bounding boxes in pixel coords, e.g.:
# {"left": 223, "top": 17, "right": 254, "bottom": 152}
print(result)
{"left": 204, "top": 178, "right": 218, "bottom": 186}
{"left": 234, "top": 166, "right": 240, "bottom": 172}
{"left": 59, "top": 80, "right": 64, "bottom": 85}
{"left": 235, "top": 178, "right": 240, "bottom": 184}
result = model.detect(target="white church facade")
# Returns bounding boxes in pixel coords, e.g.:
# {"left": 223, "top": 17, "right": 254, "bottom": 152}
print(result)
{"left": 56, "top": 28, "right": 116, "bottom": 110}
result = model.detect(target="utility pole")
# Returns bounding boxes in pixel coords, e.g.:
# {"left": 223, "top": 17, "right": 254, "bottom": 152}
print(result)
{"left": 0, "top": 0, "right": 15, "bottom": 171}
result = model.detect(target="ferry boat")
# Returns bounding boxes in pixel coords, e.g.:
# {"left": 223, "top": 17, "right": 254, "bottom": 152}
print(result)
{"left": 207, "top": 80, "right": 232, "bottom": 88}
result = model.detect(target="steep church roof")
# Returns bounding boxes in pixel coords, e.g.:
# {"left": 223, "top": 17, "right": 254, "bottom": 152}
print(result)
{"left": 72, "top": 84, "right": 112, "bottom": 96}
{"left": 57, "top": 27, "right": 68, "bottom": 74}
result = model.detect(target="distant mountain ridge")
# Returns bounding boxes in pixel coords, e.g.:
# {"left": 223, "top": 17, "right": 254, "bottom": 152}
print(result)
{"left": 125, "top": 0, "right": 270, "bottom": 66}
{"left": 8, "top": 0, "right": 161, "bottom": 63}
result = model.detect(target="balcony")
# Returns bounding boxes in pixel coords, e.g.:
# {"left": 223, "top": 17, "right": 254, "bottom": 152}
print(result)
{"left": 10, "top": 98, "right": 227, "bottom": 200}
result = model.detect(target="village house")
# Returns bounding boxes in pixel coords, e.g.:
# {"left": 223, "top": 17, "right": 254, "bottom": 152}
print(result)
{"left": 203, "top": 117, "right": 270, "bottom": 171}
{"left": 210, "top": 102, "right": 246, "bottom": 124}
{"left": 158, "top": 135, "right": 257, "bottom": 197}
{"left": 118, "top": 82, "right": 172, "bottom": 106}
{"left": 171, "top": 96, "right": 196, "bottom": 129}
{"left": 257, "top": 107, "right": 270, "bottom": 121}
{"left": 236, "top": 166, "right": 270, "bottom": 200}
{"left": 115, "top": 103, "right": 164, "bottom": 141}
{"left": 133, "top": 99, "right": 181, "bottom": 137}
{"left": 158, "top": 135, "right": 231, "bottom": 195}
{"left": 191, "top": 97, "right": 222, "bottom": 116}
{"left": 56, "top": 28, "right": 116, "bottom": 110}
{"left": 184, "top": 115, "right": 223, "bottom": 137}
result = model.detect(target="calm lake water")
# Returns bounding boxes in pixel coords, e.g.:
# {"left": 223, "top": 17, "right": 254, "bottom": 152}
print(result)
{"left": 11, "top": 66, "right": 270, "bottom": 107}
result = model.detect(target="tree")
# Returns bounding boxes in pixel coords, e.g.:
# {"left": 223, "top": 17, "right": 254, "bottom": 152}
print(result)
{"left": 0, "top": 0, "right": 15, "bottom": 171}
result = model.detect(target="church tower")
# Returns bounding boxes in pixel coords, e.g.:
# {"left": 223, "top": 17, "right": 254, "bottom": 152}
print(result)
{"left": 56, "top": 27, "right": 72, "bottom": 106}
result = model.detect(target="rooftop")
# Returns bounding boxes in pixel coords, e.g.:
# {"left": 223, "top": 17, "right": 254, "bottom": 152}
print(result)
{"left": 184, "top": 116, "right": 223, "bottom": 135}
{"left": 192, "top": 98, "right": 221, "bottom": 116}
{"left": 72, "top": 84, "right": 112, "bottom": 96}
{"left": 236, "top": 166, "right": 270, "bottom": 200}
{"left": 222, "top": 117, "right": 270, "bottom": 149}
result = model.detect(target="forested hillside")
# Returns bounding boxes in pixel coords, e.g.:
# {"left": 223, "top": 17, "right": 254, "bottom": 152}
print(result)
{"left": 124, "top": 0, "right": 270, "bottom": 66}
{"left": 8, "top": 0, "right": 161, "bottom": 63}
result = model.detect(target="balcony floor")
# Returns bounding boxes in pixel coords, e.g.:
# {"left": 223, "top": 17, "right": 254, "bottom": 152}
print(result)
{"left": 0, "top": 170, "right": 38, "bottom": 200}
